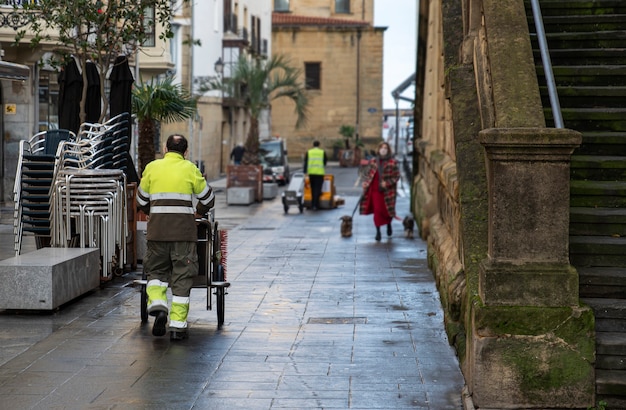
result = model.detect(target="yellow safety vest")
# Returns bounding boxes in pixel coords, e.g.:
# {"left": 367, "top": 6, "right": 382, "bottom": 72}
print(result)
{"left": 137, "top": 152, "right": 214, "bottom": 241}
{"left": 307, "top": 148, "right": 325, "bottom": 175}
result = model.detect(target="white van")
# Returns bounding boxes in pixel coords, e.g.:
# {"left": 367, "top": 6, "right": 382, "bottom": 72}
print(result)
{"left": 259, "top": 138, "right": 290, "bottom": 185}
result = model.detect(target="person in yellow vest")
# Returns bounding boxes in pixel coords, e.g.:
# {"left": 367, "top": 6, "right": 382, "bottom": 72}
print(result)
{"left": 303, "top": 140, "right": 327, "bottom": 210}
{"left": 136, "top": 134, "right": 215, "bottom": 340}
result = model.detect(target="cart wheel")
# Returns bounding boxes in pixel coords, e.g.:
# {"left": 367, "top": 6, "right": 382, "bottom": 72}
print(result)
{"left": 216, "top": 287, "right": 225, "bottom": 328}
{"left": 140, "top": 283, "right": 148, "bottom": 323}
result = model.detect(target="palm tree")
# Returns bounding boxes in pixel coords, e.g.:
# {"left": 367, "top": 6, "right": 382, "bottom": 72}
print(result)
{"left": 132, "top": 76, "right": 197, "bottom": 175}
{"left": 204, "top": 54, "right": 310, "bottom": 165}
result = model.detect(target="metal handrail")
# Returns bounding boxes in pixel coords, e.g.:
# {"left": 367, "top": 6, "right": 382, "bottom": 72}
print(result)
{"left": 530, "top": 0, "right": 563, "bottom": 128}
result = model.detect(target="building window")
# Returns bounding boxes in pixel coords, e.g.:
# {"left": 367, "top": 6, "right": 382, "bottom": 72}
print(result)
{"left": 274, "top": 0, "right": 289, "bottom": 12}
{"left": 142, "top": 6, "right": 155, "bottom": 47}
{"left": 335, "top": 0, "right": 350, "bottom": 13}
{"left": 305, "top": 62, "right": 321, "bottom": 90}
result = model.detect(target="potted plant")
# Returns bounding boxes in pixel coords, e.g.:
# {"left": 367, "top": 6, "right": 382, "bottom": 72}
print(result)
{"left": 339, "top": 125, "right": 362, "bottom": 167}
{"left": 339, "top": 125, "right": 355, "bottom": 149}
{"left": 331, "top": 139, "right": 344, "bottom": 160}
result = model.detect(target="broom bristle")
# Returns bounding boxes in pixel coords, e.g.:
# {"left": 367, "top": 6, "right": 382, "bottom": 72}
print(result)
{"left": 219, "top": 229, "right": 228, "bottom": 280}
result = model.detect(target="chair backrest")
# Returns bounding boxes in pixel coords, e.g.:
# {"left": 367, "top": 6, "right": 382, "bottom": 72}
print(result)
{"left": 44, "top": 129, "right": 74, "bottom": 155}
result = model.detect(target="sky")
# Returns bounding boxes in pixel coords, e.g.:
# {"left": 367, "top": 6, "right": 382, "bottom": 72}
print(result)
{"left": 374, "top": 0, "right": 417, "bottom": 110}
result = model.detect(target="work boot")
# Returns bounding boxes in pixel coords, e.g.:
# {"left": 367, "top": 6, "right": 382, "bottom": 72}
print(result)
{"left": 170, "top": 330, "right": 188, "bottom": 341}
{"left": 152, "top": 311, "right": 168, "bottom": 337}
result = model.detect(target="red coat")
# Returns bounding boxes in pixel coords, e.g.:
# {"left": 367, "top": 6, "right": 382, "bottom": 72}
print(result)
{"left": 359, "top": 156, "right": 400, "bottom": 219}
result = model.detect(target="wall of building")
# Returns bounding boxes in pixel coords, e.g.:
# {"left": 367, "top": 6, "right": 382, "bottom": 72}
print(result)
{"left": 287, "top": 0, "right": 374, "bottom": 23}
{"left": 271, "top": 25, "right": 384, "bottom": 160}
{"left": 1, "top": 77, "right": 35, "bottom": 202}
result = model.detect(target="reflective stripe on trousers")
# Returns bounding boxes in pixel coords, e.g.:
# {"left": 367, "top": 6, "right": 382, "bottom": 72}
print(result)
{"left": 170, "top": 295, "right": 190, "bottom": 329}
{"left": 146, "top": 279, "right": 168, "bottom": 314}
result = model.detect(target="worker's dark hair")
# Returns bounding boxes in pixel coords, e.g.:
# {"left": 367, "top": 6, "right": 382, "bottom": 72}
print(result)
{"left": 166, "top": 134, "right": 188, "bottom": 154}
{"left": 313, "top": 140, "right": 320, "bottom": 147}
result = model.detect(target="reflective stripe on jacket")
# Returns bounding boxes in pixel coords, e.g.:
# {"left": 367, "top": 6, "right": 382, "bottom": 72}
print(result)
{"left": 306, "top": 148, "right": 325, "bottom": 175}
{"left": 137, "top": 152, "right": 215, "bottom": 241}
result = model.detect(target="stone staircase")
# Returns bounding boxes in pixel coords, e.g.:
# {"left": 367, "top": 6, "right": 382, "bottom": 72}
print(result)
{"left": 526, "top": 0, "right": 626, "bottom": 407}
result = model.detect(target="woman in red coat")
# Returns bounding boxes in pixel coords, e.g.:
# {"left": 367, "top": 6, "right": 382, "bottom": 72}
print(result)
{"left": 359, "top": 141, "right": 401, "bottom": 241}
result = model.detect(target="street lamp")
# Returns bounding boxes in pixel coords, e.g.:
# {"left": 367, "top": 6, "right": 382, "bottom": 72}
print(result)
{"left": 214, "top": 57, "right": 226, "bottom": 174}
{"left": 214, "top": 57, "right": 224, "bottom": 76}
{"left": 394, "top": 95, "right": 400, "bottom": 157}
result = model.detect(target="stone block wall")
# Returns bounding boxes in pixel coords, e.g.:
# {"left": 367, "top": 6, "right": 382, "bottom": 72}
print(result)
{"left": 271, "top": 24, "right": 384, "bottom": 161}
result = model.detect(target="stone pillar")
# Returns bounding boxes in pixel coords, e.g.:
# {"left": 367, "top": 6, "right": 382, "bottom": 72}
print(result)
{"left": 467, "top": 127, "right": 596, "bottom": 408}
{"left": 479, "top": 127, "right": 580, "bottom": 307}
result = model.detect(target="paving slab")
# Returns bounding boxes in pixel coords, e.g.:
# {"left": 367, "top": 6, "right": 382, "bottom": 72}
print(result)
{"left": 0, "top": 165, "right": 466, "bottom": 409}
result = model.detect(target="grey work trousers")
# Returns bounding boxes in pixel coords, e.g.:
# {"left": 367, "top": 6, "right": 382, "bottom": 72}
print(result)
{"left": 144, "top": 241, "right": 198, "bottom": 297}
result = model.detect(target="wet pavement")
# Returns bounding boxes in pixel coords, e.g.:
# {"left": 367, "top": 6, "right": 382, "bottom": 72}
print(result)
{"left": 0, "top": 164, "right": 467, "bottom": 409}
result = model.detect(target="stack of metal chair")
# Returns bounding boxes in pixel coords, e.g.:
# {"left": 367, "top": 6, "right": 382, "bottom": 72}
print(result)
{"left": 50, "top": 169, "right": 127, "bottom": 280}
{"left": 47, "top": 114, "right": 131, "bottom": 280}
{"left": 13, "top": 129, "right": 76, "bottom": 254}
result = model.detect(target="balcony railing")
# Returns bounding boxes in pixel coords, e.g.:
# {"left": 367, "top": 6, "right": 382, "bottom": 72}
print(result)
{"left": 2, "top": 0, "right": 39, "bottom": 5}
{"left": 0, "top": 1, "right": 38, "bottom": 29}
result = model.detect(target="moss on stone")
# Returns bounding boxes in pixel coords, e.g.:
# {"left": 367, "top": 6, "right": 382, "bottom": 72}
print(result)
{"left": 500, "top": 338, "right": 595, "bottom": 399}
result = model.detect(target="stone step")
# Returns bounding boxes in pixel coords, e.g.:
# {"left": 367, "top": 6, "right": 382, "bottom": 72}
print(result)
{"left": 538, "top": 65, "right": 626, "bottom": 86}
{"left": 571, "top": 155, "right": 626, "bottom": 180}
{"left": 534, "top": 31, "right": 626, "bottom": 50}
{"left": 525, "top": 0, "right": 626, "bottom": 16}
{"left": 596, "top": 369, "right": 626, "bottom": 396}
{"left": 578, "top": 267, "right": 626, "bottom": 298}
{"left": 540, "top": 85, "right": 626, "bottom": 108}
{"left": 582, "top": 298, "right": 626, "bottom": 332}
{"left": 531, "top": 14, "right": 626, "bottom": 33}
{"left": 570, "top": 180, "right": 626, "bottom": 207}
{"left": 597, "top": 331, "right": 626, "bottom": 359}
{"left": 570, "top": 236, "right": 626, "bottom": 267}
{"left": 546, "top": 107, "right": 626, "bottom": 133}
{"left": 574, "top": 131, "right": 626, "bottom": 156}
{"left": 570, "top": 207, "right": 626, "bottom": 237}
{"left": 536, "top": 48, "right": 626, "bottom": 66}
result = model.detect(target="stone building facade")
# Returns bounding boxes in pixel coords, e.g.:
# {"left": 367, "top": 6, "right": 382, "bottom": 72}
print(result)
{"left": 412, "top": 0, "right": 595, "bottom": 408}
{"left": 271, "top": 0, "right": 385, "bottom": 161}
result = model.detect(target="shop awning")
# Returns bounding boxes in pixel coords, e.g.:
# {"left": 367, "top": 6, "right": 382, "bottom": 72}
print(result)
{"left": 0, "top": 61, "right": 30, "bottom": 81}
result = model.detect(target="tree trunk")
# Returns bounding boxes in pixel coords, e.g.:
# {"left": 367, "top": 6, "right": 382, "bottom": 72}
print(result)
{"left": 137, "top": 118, "right": 156, "bottom": 177}
{"left": 241, "top": 116, "right": 261, "bottom": 165}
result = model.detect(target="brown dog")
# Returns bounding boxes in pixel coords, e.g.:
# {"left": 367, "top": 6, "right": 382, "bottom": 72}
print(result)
{"left": 340, "top": 215, "right": 353, "bottom": 237}
{"left": 403, "top": 215, "right": 415, "bottom": 239}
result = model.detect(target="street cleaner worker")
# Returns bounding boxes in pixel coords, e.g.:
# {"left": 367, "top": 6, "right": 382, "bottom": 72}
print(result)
{"left": 136, "top": 134, "right": 215, "bottom": 340}
{"left": 303, "top": 140, "right": 327, "bottom": 210}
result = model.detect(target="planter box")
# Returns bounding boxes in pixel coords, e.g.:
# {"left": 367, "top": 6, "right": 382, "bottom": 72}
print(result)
{"left": 227, "top": 165, "right": 263, "bottom": 202}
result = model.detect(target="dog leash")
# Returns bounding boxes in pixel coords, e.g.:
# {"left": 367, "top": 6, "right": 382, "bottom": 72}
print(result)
{"left": 351, "top": 194, "right": 363, "bottom": 218}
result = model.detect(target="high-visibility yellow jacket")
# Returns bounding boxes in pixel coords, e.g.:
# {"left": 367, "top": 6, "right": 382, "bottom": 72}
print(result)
{"left": 136, "top": 152, "right": 215, "bottom": 242}
{"left": 306, "top": 147, "right": 326, "bottom": 175}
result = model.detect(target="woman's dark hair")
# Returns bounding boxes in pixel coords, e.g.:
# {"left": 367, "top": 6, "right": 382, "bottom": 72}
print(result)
{"left": 166, "top": 134, "right": 188, "bottom": 154}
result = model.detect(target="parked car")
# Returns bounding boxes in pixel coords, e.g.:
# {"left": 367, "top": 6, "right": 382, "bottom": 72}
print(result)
{"left": 259, "top": 138, "right": 290, "bottom": 185}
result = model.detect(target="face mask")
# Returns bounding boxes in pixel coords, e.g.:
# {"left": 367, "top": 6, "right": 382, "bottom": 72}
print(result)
{"left": 379, "top": 147, "right": 388, "bottom": 156}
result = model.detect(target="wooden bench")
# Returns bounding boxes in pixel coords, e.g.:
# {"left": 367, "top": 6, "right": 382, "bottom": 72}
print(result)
{"left": 0, "top": 247, "right": 100, "bottom": 310}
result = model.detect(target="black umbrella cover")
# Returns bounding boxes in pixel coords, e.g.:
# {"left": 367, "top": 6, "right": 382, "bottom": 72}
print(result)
{"left": 57, "top": 59, "right": 82, "bottom": 134}
{"left": 109, "top": 55, "right": 134, "bottom": 118}
{"left": 85, "top": 61, "right": 101, "bottom": 123}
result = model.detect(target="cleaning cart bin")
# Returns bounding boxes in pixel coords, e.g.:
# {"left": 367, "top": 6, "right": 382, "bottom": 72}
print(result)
{"left": 282, "top": 172, "right": 305, "bottom": 214}
{"left": 303, "top": 174, "right": 337, "bottom": 209}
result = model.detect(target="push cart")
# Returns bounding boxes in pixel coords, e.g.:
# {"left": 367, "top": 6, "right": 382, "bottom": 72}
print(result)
{"left": 136, "top": 211, "right": 229, "bottom": 328}
{"left": 282, "top": 172, "right": 305, "bottom": 214}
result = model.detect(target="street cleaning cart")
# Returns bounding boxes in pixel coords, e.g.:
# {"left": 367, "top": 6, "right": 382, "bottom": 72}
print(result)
{"left": 282, "top": 172, "right": 305, "bottom": 214}
{"left": 136, "top": 210, "right": 229, "bottom": 328}
{"left": 303, "top": 174, "right": 338, "bottom": 209}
